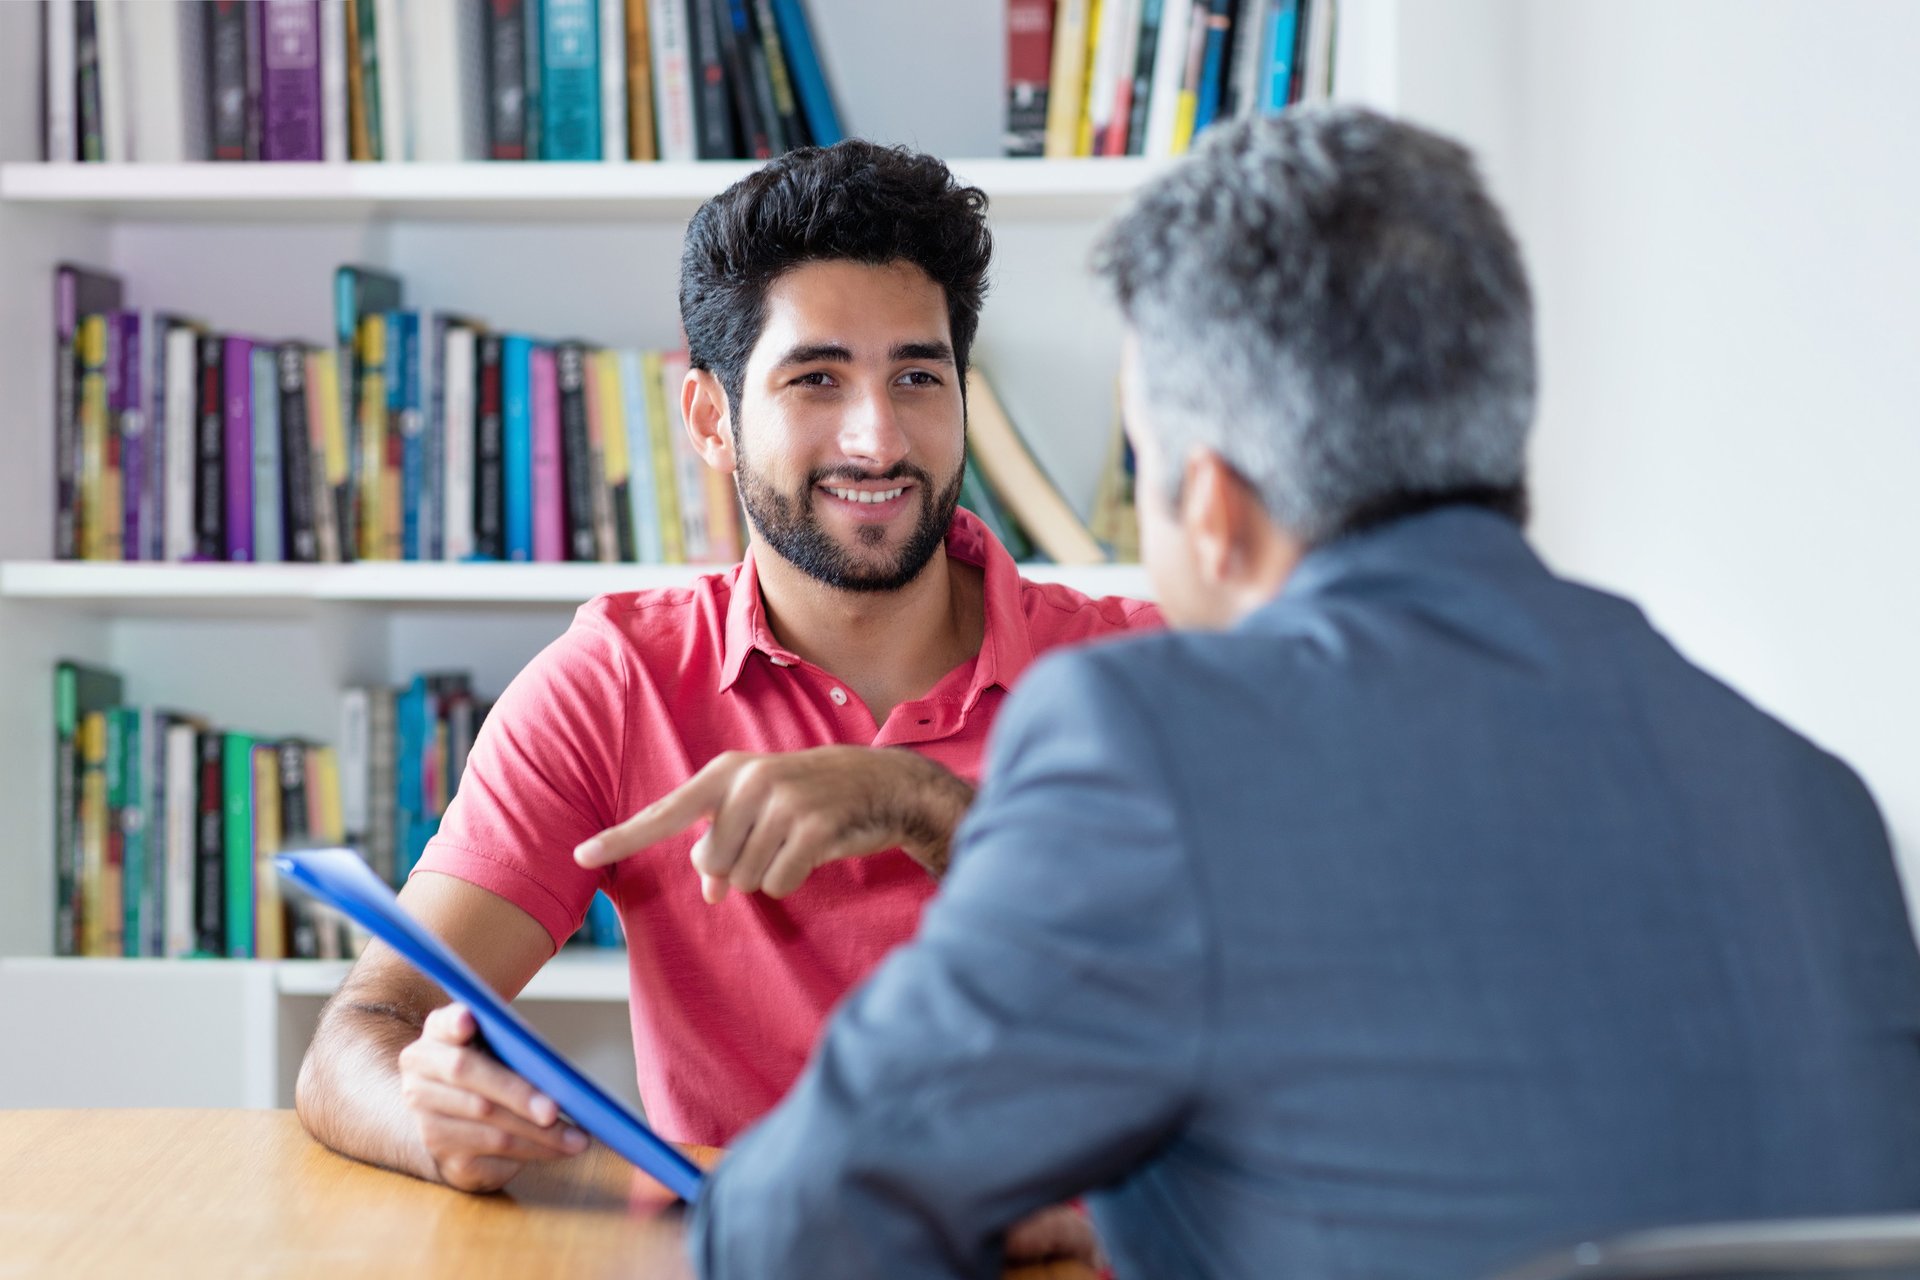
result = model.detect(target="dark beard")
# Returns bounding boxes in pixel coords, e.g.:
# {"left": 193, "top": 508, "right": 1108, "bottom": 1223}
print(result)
{"left": 734, "top": 455, "right": 964, "bottom": 593}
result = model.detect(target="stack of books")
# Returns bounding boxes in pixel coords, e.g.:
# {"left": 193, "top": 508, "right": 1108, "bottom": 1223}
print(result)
{"left": 1003, "top": 0, "right": 1337, "bottom": 158}
{"left": 36, "top": 0, "right": 843, "bottom": 164}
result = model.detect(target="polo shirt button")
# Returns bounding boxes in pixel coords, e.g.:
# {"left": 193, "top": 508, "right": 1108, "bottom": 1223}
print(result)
{"left": 829, "top": 687, "right": 849, "bottom": 706}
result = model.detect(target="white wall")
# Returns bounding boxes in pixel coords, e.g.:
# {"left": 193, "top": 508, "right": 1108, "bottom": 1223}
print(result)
{"left": 1403, "top": 2, "right": 1920, "bottom": 905}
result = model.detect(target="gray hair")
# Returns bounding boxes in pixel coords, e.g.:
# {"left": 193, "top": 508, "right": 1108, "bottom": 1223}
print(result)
{"left": 1091, "top": 105, "right": 1536, "bottom": 546}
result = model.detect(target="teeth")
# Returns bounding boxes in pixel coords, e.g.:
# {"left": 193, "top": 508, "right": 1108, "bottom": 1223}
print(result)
{"left": 828, "top": 486, "right": 905, "bottom": 504}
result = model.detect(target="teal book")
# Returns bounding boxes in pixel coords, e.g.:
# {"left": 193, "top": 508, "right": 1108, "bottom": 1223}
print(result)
{"left": 540, "top": 0, "right": 602, "bottom": 159}
{"left": 503, "top": 335, "right": 536, "bottom": 561}
{"left": 109, "top": 707, "right": 147, "bottom": 958}
{"left": 223, "top": 731, "right": 258, "bottom": 958}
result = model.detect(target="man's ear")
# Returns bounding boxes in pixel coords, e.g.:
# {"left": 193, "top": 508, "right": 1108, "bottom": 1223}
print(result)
{"left": 1178, "top": 449, "right": 1250, "bottom": 585}
{"left": 683, "top": 368, "right": 737, "bottom": 471}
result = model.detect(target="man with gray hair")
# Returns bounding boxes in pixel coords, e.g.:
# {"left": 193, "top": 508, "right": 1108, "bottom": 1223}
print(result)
{"left": 686, "top": 106, "right": 1920, "bottom": 1279}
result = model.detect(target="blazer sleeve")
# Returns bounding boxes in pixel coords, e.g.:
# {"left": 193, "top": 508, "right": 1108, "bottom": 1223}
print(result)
{"left": 687, "top": 646, "right": 1208, "bottom": 1279}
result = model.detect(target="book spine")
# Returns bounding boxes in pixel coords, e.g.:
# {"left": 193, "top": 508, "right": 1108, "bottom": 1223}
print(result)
{"left": 1190, "top": 0, "right": 1234, "bottom": 136}
{"left": 54, "top": 665, "right": 79, "bottom": 956}
{"left": 750, "top": 0, "right": 805, "bottom": 147}
{"left": 735, "top": 0, "right": 785, "bottom": 155}
{"left": 1143, "top": 0, "right": 1190, "bottom": 156}
{"left": 115, "top": 311, "right": 145, "bottom": 563}
{"left": 1125, "top": 0, "right": 1167, "bottom": 155}
{"left": 163, "top": 720, "right": 196, "bottom": 956}
{"left": 769, "top": 0, "right": 839, "bottom": 144}
{"left": 251, "top": 744, "right": 285, "bottom": 960}
{"left": 260, "top": 0, "right": 325, "bottom": 161}
{"left": 625, "top": 0, "right": 657, "bottom": 159}
{"left": 662, "top": 353, "right": 710, "bottom": 561}
{"left": 45, "top": 0, "right": 78, "bottom": 161}
{"left": 502, "top": 335, "right": 535, "bottom": 560}
{"left": 321, "top": 0, "right": 350, "bottom": 160}
{"left": 618, "top": 349, "right": 662, "bottom": 562}
{"left": 442, "top": 324, "right": 477, "bottom": 561}
{"left": 54, "top": 270, "right": 79, "bottom": 559}
{"left": 530, "top": 345, "right": 565, "bottom": 561}
{"left": 279, "top": 344, "right": 319, "bottom": 561}
{"left": 207, "top": 0, "right": 247, "bottom": 159}
{"left": 251, "top": 346, "right": 283, "bottom": 563}
{"left": 648, "top": 0, "right": 694, "bottom": 160}
{"left": 94, "top": 0, "right": 128, "bottom": 161}
{"left": 523, "top": 0, "right": 543, "bottom": 158}
{"left": 641, "top": 349, "right": 684, "bottom": 562}
{"left": 76, "top": 1, "right": 102, "bottom": 161}
{"left": 600, "top": 0, "right": 628, "bottom": 160}
{"left": 353, "top": 0, "right": 383, "bottom": 158}
{"left": 194, "top": 728, "right": 225, "bottom": 955}
{"left": 223, "top": 336, "right": 255, "bottom": 562}
{"left": 687, "top": 0, "right": 736, "bottom": 158}
{"left": 555, "top": 342, "right": 597, "bottom": 560}
{"left": 474, "top": 333, "right": 506, "bottom": 559}
{"left": 593, "top": 351, "right": 636, "bottom": 561}
{"left": 357, "top": 312, "right": 388, "bottom": 558}
{"left": 76, "top": 314, "right": 107, "bottom": 560}
{"left": 395, "top": 311, "right": 423, "bottom": 560}
{"left": 306, "top": 349, "right": 346, "bottom": 561}
{"left": 279, "top": 741, "right": 317, "bottom": 958}
{"left": 223, "top": 732, "right": 257, "bottom": 958}
{"left": 486, "top": 0, "right": 529, "bottom": 158}
{"left": 145, "top": 313, "right": 166, "bottom": 560}
{"left": 94, "top": 709, "right": 122, "bottom": 955}
{"left": 98, "top": 313, "right": 123, "bottom": 561}
{"left": 425, "top": 315, "right": 450, "bottom": 560}
{"left": 163, "top": 322, "right": 196, "bottom": 560}
{"left": 540, "top": 0, "right": 602, "bottom": 160}
{"left": 374, "top": 0, "right": 407, "bottom": 161}
{"left": 337, "top": 688, "right": 370, "bottom": 841}
{"left": 1005, "top": 0, "right": 1053, "bottom": 157}
{"left": 713, "top": 0, "right": 767, "bottom": 158}
{"left": 194, "top": 333, "right": 224, "bottom": 560}
{"left": 111, "top": 708, "right": 143, "bottom": 957}
{"left": 367, "top": 688, "right": 398, "bottom": 885}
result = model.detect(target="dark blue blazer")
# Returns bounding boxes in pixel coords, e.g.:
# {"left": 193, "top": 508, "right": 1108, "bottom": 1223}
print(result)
{"left": 692, "top": 507, "right": 1920, "bottom": 1280}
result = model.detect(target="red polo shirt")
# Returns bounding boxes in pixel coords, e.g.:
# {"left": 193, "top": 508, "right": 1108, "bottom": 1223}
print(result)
{"left": 414, "top": 511, "right": 1160, "bottom": 1144}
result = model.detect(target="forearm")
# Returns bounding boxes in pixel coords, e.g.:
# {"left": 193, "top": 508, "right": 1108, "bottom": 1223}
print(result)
{"left": 886, "top": 750, "right": 975, "bottom": 879}
{"left": 294, "top": 984, "right": 440, "bottom": 1184}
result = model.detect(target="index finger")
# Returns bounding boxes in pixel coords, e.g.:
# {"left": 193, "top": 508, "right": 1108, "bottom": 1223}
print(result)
{"left": 572, "top": 754, "right": 739, "bottom": 868}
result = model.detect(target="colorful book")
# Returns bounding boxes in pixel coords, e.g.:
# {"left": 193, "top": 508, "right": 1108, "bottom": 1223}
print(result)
{"left": 647, "top": 0, "right": 694, "bottom": 160}
{"left": 355, "top": 312, "right": 389, "bottom": 558}
{"left": 223, "top": 731, "right": 259, "bottom": 958}
{"left": 1006, "top": 0, "right": 1053, "bottom": 156}
{"left": 79, "top": 708, "right": 115, "bottom": 955}
{"left": 55, "top": 264, "right": 123, "bottom": 560}
{"left": 618, "top": 349, "right": 664, "bottom": 563}
{"left": 260, "top": 0, "right": 324, "bottom": 160}
{"left": 335, "top": 265, "right": 403, "bottom": 558}
{"left": 194, "top": 728, "right": 226, "bottom": 955}
{"left": 76, "top": 314, "right": 110, "bottom": 560}
{"left": 194, "top": 332, "right": 225, "bottom": 560}
{"left": 769, "top": 0, "right": 841, "bottom": 144}
{"left": 531, "top": 345, "right": 565, "bottom": 562}
{"left": 54, "top": 661, "right": 124, "bottom": 957}
{"left": 542, "top": 0, "right": 602, "bottom": 159}
{"left": 661, "top": 352, "right": 711, "bottom": 561}
{"left": 251, "top": 345, "right": 284, "bottom": 563}
{"left": 223, "top": 336, "right": 256, "bottom": 561}
{"left": 501, "top": 334, "right": 535, "bottom": 561}
{"left": 641, "top": 350, "right": 684, "bottom": 562}
{"left": 594, "top": 351, "right": 638, "bottom": 561}
{"left": 751, "top": 0, "right": 807, "bottom": 147}
{"left": 208, "top": 0, "right": 252, "bottom": 159}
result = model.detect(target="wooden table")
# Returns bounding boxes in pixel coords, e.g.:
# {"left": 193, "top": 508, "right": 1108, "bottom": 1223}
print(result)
{"left": 0, "top": 1110, "right": 1098, "bottom": 1278}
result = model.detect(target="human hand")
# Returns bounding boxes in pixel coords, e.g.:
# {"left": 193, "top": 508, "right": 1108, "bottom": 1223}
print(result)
{"left": 395, "top": 1002, "right": 590, "bottom": 1192}
{"left": 1005, "top": 1204, "right": 1108, "bottom": 1271}
{"left": 573, "top": 746, "right": 974, "bottom": 903}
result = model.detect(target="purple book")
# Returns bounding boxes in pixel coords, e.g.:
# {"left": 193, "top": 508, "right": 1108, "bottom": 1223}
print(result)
{"left": 530, "top": 346, "right": 564, "bottom": 563}
{"left": 224, "top": 336, "right": 256, "bottom": 562}
{"left": 259, "top": 0, "right": 323, "bottom": 161}
{"left": 112, "top": 312, "right": 145, "bottom": 562}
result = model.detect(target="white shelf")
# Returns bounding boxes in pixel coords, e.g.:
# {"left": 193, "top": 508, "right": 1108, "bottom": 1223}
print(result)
{"left": 1, "top": 951, "right": 632, "bottom": 1002}
{"left": 0, "top": 158, "right": 1171, "bottom": 222}
{"left": 0, "top": 559, "right": 1151, "bottom": 609}
{"left": 276, "top": 948, "right": 632, "bottom": 1002}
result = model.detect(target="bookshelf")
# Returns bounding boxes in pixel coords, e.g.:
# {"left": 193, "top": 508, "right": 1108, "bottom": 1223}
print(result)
{"left": 0, "top": 0, "right": 1398, "bottom": 1109}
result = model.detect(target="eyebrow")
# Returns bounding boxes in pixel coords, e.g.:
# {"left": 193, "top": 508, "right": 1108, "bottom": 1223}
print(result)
{"left": 770, "top": 340, "right": 956, "bottom": 367}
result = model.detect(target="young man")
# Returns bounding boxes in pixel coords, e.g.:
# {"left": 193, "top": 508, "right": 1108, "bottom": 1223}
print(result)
{"left": 293, "top": 142, "right": 1156, "bottom": 1210}
{"left": 680, "top": 107, "right": 1920, "bottom": 1279}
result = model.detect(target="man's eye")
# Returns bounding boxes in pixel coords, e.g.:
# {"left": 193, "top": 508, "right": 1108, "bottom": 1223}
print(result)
{"left": 899, "top": 370, "right": 941, "bottom": 387}
{"left": 791, "top": 371, "right": 835, "bottom": 387}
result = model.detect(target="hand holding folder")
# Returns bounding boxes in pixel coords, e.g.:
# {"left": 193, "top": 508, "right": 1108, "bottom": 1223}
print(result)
{"left": 276, "top": 847, "right": 705, "bottom": 1203}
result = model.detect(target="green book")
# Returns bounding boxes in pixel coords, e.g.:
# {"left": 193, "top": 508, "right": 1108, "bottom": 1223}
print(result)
{"left": 109, "top": 707, "right": 145, "bottom": 958}
{"left": 54, "top": 661, "right": 123, "bottom": 956}
{"left": 223, "top": 732, "right": 258, "bottom": 958}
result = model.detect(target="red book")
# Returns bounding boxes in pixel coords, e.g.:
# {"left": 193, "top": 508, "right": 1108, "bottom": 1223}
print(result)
{"left": 531, "top": 346, "right": 564, "bottom": 563}
{"left": 1005, "top": 0, "right": 1054, "bottom": 156}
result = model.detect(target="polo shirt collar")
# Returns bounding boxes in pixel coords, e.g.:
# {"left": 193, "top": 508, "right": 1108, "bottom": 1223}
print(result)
{"left": 717, "top": 508, "right": 1033, "bottom": 698}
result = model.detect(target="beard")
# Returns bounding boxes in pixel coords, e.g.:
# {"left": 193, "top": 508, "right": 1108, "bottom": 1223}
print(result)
{"left": 733, "top": 450, "right": 965, "bottom": 593}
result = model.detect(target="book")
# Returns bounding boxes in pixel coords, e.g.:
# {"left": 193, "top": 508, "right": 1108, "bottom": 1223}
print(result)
{"left": 374, "top": 0, "right": 409, "bottom": 161}
{"left": 687, "top": 0, "right": 737, "bottom": 159}
{"left": 109, "top": 708, "right": 146, "bottom": 957}
{"left": 307, "top": 347, "right": 349, "bottom": 562}
{"left": 958, "top": 449, "right": 1035, "bottom": 562}
{"left": 501, "top": 334, "right": 535, "bottom": 560}
{"left": 750, "top": 0, "right": 807, "bottom": 148}
{"left": 647, "top": 0, "right": 694, "bottom": 160}
{"left": 441, "top": 321, "right": 479, "bottom": 562}
{"left": 43, "top": 0, "right": 78, "bottom": 162}
{"left": 80, "top": 708, "right": 115, "bottom": 955}
{"left": 320, "top": 0, "right": 350, "bottom": 161}
{"left": 1074, "top": 0, "right": 1103, "bottom": 155}
{"left": 555, "top": 341, "right": 599, "bottom": 560}
{"left": 661, "top": 352, "right": 711, "bottom": 561}
{"left": 55, "top": 661, "right": 124, "bottom": 957}
{"left": 594, "top": 351, "right": 638, "bottom": 561}
{"left": 208, "top": 0, "right": 251, "bottom": 160}
{"left": 194, "top": 728, "right": 226, "bottom": 955}
{"left": 278, "top": 343, "right": 320, "bottom": 562}
{"left": 55, "top": 264, "right": 124, "bottom": 560}
{"left": 260, "top": 0, "right": 324, "bottom": 161}
{"left": 252, "top": 744, "right": 286, "bottom": 960}
{"left": 728, "top": 0, "right": 782, "bottom": 157}
{"left": 641, "top": 349, "right": 685, "bottom": 562}
{"left": 162, "top": 317, "right": 201, "bottom": 562}
{"left": 112, "top": 311, "right": 145, "bottom": 564}
{"left": 1189, "top": 0, "right": 1235, "bottom": 138}
{"left": 1124, "top": 0, "right": 1169, "bottom": 155}
{"left": 163, "top": 716, "right": 204, "bottom": 957}
{"left": 531, "top": 344, "right": 565, "bottom": 561}
{"left": 624, "top": 0, "right": 659, "bottom": 159}
{"left": 600, "top": 0, "right": 630, "bottom": 160}
{"left": 1142, "top": 0, "right": 1191, "bottom": 155}
{"left": 473, "top": 332, "right": 507, "bottom": 559}
{"left": 336, "top": 265, "right": 403, "bottom": 557}
{"left": 542, "top": 0, "right": 602, "bottom": 159}
{"left": 1006, "top": 0, "right": 1054, "bottom": 157}
{"left": 123, "top": 0, "right": 207, "bottom": 162}
{"left": 581, "top": 347, "right": 620, "bottom": 559}
{"left": 76, "top": 0, "right": 103, "bottom": 161}
{"left": 346, "top": 0, "right": 377, "bottom": 158}
{"left": 618, "top": 349, "right": 664, "bottom": 563}
{"left": 408, "top": 0, "right": 488, "bottom": 161}
{"left": 224, "top": 335, "right": 257, "bottom": 562}
{"left": 768, "top": 0, "right": 840, "bottom": 144}
{"left": 92, "top": 0, "right": 130, "bottom": 162}
{"left": 223, "top": 731, "right": 259, "bottom": 957}
{"left": 389, "top": 310, "right": 423, "bottom": 560}
{"left": 76, "top": 314, "right": 110, "bottom": 560}
{"left": 252, "top": 346, "right": 284, "bottom": 564}
{"left": 194, "top": 332, "right": 225, "bottom": 560}
{"left": 964, "top": 369, "right": 1105, "bottom": 564}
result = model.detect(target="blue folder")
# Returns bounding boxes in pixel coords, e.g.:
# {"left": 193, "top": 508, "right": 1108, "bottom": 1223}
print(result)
{"left": 275, "top": 847, "right": 705, "bottom": 1202}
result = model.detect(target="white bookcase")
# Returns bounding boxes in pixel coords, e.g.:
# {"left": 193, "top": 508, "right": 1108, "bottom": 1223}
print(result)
{"left": 0, "top": 0, "right": 1398, "bottom": 1109}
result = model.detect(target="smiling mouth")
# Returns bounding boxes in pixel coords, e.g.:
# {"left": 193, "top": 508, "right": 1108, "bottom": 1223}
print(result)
{"left": 822, "top": 485, "right": 909, "bottom": 504}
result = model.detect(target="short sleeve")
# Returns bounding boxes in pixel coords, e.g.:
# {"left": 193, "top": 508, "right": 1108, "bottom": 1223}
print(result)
{"left": 413, "top": 607, "right": 632, "bottom": 948}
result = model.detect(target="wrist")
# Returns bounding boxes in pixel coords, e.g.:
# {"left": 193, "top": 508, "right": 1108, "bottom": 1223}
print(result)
{"left": 890, "top": 752, "right": 974, "bottom": 878}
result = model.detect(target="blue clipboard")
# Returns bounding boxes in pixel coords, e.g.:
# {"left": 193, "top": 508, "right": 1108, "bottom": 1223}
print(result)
{"left": 276, "top": 847, "right": 705, "bottom": 1202}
